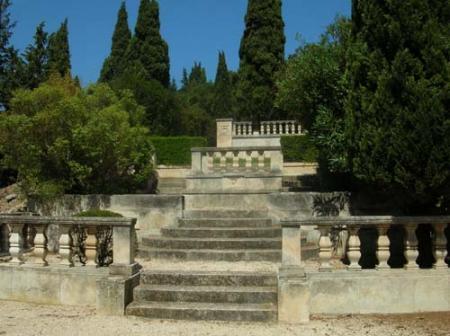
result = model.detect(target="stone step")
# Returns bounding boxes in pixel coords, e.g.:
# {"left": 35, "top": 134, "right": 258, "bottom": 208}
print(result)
{"left": 141, "top": 237, "right": 281, "bottom": 250}
{"left": 178, "top": 218, "right": 273, "bottom": 228}
{"left": 140, "top": 271, "right": 278, "bottom": 287}
{"left": 126, "top": 301, "right": 277, "bottom": 322}
{"left": 139, "top": 248, "right": 281, "bottom": 262}
{"left": 183, "top": 210, "right": 269, "bottom": 219}
{"left": 134, "top": 285, "right": 277, "bottom": 304}
{"left": 160, "top": 227, "right": 281, "bottom": 238}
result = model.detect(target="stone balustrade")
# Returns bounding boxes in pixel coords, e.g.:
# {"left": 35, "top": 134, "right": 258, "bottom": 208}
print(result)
{"left": 0, "top": 215, "right": 137, "bottom": 271}
{"left": 232, "top": 120, "right": 303, "bottom": 137}
{"left": 281, "top": 216, "right": 450, "bottom": 271}
{"left": 191, "top": 146, "right": 283, "bottom": 176}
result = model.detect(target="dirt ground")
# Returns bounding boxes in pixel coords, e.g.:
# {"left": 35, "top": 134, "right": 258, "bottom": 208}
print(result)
{"left": 0, "top": 301, "right": 448, "bottom": 336}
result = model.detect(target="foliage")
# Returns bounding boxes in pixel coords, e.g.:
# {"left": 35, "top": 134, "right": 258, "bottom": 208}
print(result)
{"left": 127, "top": 0, "right": 170, "bottom": 87}
{"left": 99, "top": 2, "right": 131, "bottom": 82}
{"left": 47, "top": 19, "right": 71, "bottom": 77}
{"left": 75, "top": 209, "right": 123, "bottom": 217}
{"left": 281, "top": 135, "right": 318, "bottom": 163}
{"left": 149, "top": 136, "right": 207, "bottom": 166}
{"left": 24, "top": 22, "right": 49, "bottom": 90}
{"left": 345, "top": 0, "right": 450, "bottom": 211}
{"left": 236, "top": 0, "right": 285, "bottom": 122}
{"left": 0, "top": 75, "right": 154, "bottom": 199}
{"left": 212, "top": 51, "right": 233, "bottom": 118}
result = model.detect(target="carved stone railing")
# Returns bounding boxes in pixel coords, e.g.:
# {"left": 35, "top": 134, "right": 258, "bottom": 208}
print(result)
{"left": 281, "top": 216, "right": 450, "bottom": 271}
{"left": 0, "top": 215, "right": 136, "bottom": 272}
{"left": 232, "top": 120, "right": 303, "bottom": 137}
{"left": 191, "top": 146, "right": 283, "bottom": 175}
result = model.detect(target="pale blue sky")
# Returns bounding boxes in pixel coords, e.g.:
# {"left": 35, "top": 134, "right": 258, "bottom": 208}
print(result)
{"left": 10, "top": 0, "right": 351, "bottom": 86}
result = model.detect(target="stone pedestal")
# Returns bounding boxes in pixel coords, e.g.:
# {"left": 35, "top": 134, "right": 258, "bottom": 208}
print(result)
{"left": 278, "top": 266, "right": 310, "bottom": 323}
{"left": 216, "top": 119, "right": 233, "bottom": 148}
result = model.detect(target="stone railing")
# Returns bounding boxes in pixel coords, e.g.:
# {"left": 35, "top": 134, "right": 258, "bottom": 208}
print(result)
{"left": 0, "top": 215, "right": 136, "bottom": 271}
{"left": 281, "top": 216, "right": 450, "bottom": 271}
{"left": 191, "top": 146, "right": 283, "bottom": 175}
{"left": 233, "top": 120, "right": 303, "bottom": 137}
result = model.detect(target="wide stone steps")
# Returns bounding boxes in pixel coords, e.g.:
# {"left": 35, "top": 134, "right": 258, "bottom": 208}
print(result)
{"left": 140, "top": 271, "right": 278, "bottom": 287}
{"left": 160, "top": 227, "right": 282, "bottom": 238}
{"left": 142, "top": 237, "right": 281, "bottom": 250}
{"left": 126, "top": 271, "right": 278, "bottom": 322}
{"left": 134, "top": 285, "right": 277, "bottom": 303}
{"left": 126, "top": 301, "right": 277, "bottom": 322}
{"left": 178, "top": 218, "right": 273, "bottom": 228}
{"left": 139, "top": 247, "right": 281, "bottom": 261}
{"left": 183, "top": 210, "right": 269, "bottom": 219}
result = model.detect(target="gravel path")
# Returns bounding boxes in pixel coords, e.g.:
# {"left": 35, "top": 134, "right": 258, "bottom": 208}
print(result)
{"left": 0, "top": 301, "right": 448, "bottom": 336}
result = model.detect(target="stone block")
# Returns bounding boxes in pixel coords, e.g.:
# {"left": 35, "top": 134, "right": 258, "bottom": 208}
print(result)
{"left": 278, "top": 268, "right": 309, "bottom": 323}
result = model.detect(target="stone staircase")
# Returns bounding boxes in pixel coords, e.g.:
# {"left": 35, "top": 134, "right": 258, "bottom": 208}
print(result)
{"left": 158, "top": 177, "right": 186, "bottom": 194}
{"left": 129, "top": 209, "right": 317, "bottom": 322}
{"left": 139, "top": 210, "right": 282, "bottom": 262}
{"left": 126, "top": 271, "right": 278, "bottom": 321}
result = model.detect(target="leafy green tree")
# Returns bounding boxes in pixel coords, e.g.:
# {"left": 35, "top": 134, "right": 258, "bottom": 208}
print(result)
{"left": 276, "top": 18, "right": 351, "bottom": 173}
{"left": 99, "top": 2, "right": 132, "bottom": 82}
{"left": 24, "top": 22, "right": 49, "bottom": 89}
{"left": 188, "top": 62, "right": 207, "bottom": 86}
{"left": 236, "top": 0, "right": 285, "bottom": 122}
{"left": 345, "top": 0, "right": 450, "bottom": 211}
{"left": 212, "top": 51, "right": 233, "bottom": 118}
{"left": 48, "top": 19, "right": 71, "bottom": 77}
{"left": 0, "top": 75, "right": 154, "bottom": 198}
{"left": 127, "top": 0, "right": 170, "bottom": 87}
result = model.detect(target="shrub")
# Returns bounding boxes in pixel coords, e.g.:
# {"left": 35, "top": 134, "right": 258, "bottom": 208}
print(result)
{"left": 149, "top": 136, "right": 207, "bottom": 166}
{"left": 281, "top": 135, "right": 318, "bottom": 163}
{"left": 75, "top": 210, "right": 123, "bottom": 217}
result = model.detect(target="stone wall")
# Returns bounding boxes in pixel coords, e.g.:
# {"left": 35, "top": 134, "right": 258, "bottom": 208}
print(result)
{"left": 28, "top": 195, "right": 183, "bottom": 239}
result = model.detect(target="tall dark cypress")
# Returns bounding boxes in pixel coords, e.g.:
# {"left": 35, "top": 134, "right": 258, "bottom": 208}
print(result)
{"left": 24, "top": 22, "right": 49, "bottom": 89}
{"left": 236, "top": 0, "right": 285, "bottom": 122}
{"left": 129, "top": 0, "right": 170, "bottom": 87}
{"left": 99, "top": 2, "right": 131, "bottom": 82}
{"left": 345, "top": 0, "right": 450, "bottom": 210}
{"left": 212, "top": 51, "right": 233, "bottom": 117}
{"left": 48, "top": 19, "right": 71, "bottom": 77}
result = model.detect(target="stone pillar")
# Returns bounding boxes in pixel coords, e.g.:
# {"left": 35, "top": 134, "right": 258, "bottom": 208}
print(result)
{"left": 318, "top": 226, "right": 332, "bottom": 272}
{"left": 278, "top": 222, "right": 309, "bottom": 324}
{"left": 32, "top": 225, "right": 48, "bottom": 266}
{"left": 376, "top": 224, "right": 391, "bottom": 270}
{"left": 191, "top": 150, "right": 203, "bottom": 175}
{"left": 9, "top": 224, "right": 24, "bottom": 264}
{"left": 404, "top": 224, "right": 419, "bottom": 270}
{"left": 216, "top": 119, "right": 233, "bottom": 148}
{"left": 59, "top": 225, "right": 73, "bottom": 267}
{"left": 347, "top": 226, "right": 361, "bottom": 270}
{"left": 432, "top": 223, "right": 448, "bottom": 269}
{"left": 110, "top": 220, "right": 139, "bottom": 277}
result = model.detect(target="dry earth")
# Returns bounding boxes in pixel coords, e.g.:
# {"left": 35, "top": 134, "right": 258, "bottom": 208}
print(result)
{"left": 0, "top": 301, "right": 448, "bottom": 336}
{"left": 0, "top": 184, "right": 26, "bottom": 214}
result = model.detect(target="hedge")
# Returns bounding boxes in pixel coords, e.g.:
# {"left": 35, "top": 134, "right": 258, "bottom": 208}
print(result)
{"left": 75, "top": 210, "right": 123, "bottom": 217}
{"left": 149, "top": 136, "right": 208, "bottom": 166}
{"left": 281, "top": 135, "right": 318, "bottom": 163}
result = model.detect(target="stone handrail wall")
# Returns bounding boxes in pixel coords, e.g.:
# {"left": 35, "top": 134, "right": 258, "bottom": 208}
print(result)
{"left": 281, "top": 216, "right": 450, "bottom": 271}
{"left": 191, "top": 146, "right": 283, "bottom": 175}
{"left": 233, "top": 120, "right": 303, "bottom": 137}
{"left": 0, "top": 215, "right": 136, "bottom": 269}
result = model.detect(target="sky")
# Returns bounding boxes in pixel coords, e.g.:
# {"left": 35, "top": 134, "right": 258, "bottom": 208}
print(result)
{"left": 10, "top": 0, "right": 351, "bottom": 86}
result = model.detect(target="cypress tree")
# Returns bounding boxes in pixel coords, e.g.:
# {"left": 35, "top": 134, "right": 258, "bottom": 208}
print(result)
{"left": 188, "top": 62, "right": 207, "bottom": 86}
{"left": 24, "top": 22, "right": 49, "bottom": 89}
{"left": 236, "top": 0, "right": 285, "bottom": 122}
{"left": 48, "top": 19, "right": 71, "bottom": 77}
{"left": 345, "top": 0, "right": 450, "bottom": 210}
{"left": 129, "top": 0, "right": 170, "bottom": 87}
{"left": 212, "top": 51, "right": 233, "bottom": 117}
{"left": 0, "top": 0, "right": 24, "bottom": 110}
{"left": 181, "top": 68, "right": 189, "bottom": 89}
{"left": 99, "top": 2, "right": 131, "bottom": 82}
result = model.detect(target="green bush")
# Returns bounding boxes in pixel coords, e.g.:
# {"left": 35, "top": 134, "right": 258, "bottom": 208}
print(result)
{"left": 149, "top": 136, "right": 207, "bottom": 166}
{"left": 75, "top": 210, "right": 123, "bottom": 218}
{"left": 281, "top": 135, "right": 318, "bottom": 163}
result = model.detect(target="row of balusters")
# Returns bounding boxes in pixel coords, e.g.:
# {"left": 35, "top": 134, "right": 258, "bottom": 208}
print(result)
{"left": 205, "top": 151, "right": 271, "bottom": 172}
{"left": 0, "top": 224, "right": 113, "bottom": 267}
{"left": 233, "top": 121, "right": 302, "bottom": 136}
{"left": 314, "top": 223, "right": 449, "bottom": 271}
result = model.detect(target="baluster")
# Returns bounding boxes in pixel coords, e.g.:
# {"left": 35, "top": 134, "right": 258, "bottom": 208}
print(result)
{"left": 432, "top": 223, "right": 448, "bottom": 269}
{"left": 9, "top": 224, "right": 24, "bottom": 264}
{"left": 207, "top": 152, "right": 213, "bottom": 172}
{"left": 288, "top": 122, "right": 293, "bottom": 134}
{"left": 84, "top": 226, "right": 98, "bottom": 266}
{"left": 347, "top": 226, "right": 361, "bottom": 270}
{"left": 232, "top": 151, "right": 239, "bottom": 171}
{"left": 245, "top": 151, "right": 252, "bottom": 170}
{"left": 376, "top": 224, "right": 391, "bottom": 270}
{"left": 258, "top": 151, "right": 265, "bottom": 171}
{"left": 232, "top": 123, "right": 236, "bottom": 136}
{"left": 260, "top": 123, "right": 264, "bottom": 134}
{"left": 404, "top": 224, "right": 419, "bottom": 270}
{"left": 298, "top": 124, "right": 302, "bottom": 134}
{"left": 220, "top": 152, "right": 227, "bottom": 172}
{"left": 59, "top": 225, "right": 73, "bottom": 267}
{"left": 249, "top": 122, "right": 253, "bottom": 135}
{"left": 32, "top": 225, "right": 48, "bottom": 266}
{"left": 318, "top": 226, "right": 332, "bottom": 272}
{"left": 238, "top": 150, "right": 246, "bottom": 170}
